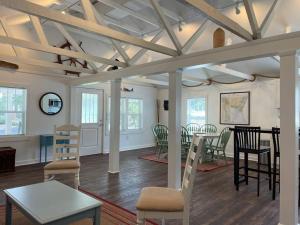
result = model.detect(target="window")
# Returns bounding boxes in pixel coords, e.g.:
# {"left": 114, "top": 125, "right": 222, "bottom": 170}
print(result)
{"left": 0, "top": 87, "right": 27, "bottom": 136}
{"left": 107, "top": 97, "right": 143, "bottom": 132}
{"left": 187, "top": 97, "right": 206, "bottom": 125}
{"left": 81, "top": 93, "right": 98, "bottom": 124}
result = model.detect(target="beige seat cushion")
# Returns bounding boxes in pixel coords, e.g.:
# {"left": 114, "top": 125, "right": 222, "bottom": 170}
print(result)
{"left": 44, "top": 160, "right": 80, "bottom": 170}
{"left": 136, "top": 187, "right": 184, "bottom": 212}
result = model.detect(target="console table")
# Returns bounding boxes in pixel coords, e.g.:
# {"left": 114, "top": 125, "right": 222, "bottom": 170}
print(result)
{"left": 4, "top": 181, "right": 102, "bottom": 225}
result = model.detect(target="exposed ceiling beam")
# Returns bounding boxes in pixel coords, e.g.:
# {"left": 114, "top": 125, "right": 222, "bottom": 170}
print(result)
{"left": 186, "top": 0, "right": 253, "bottom": 41}
{"left": 0, "top": 18, "right": 21, "bottom": 56}
{"left": 54, "top": 22, "right": 98, "bottom": 71}
{"left": 0, "top": 35, "right": 127, "bottom": 68}
{"left": 205, "top": 65, "right": 254, "bottom": 80}
{"left": 70, "top": 31, "right": 300, "bottom": 85}
{"left": 80, "top": 0, "right": 97, "bottom": 22}
{"left": 260, "top": 0, "right": 279, "bottom": 37}
{"left": 129, "top": 30, "right": 164, "bottom": 65}
{"left": 134, "top": 0, "right": 182, "bottom": 22}
{"left": 30, "top": 15, "right": 49, "bottom": 45}
{"left": 182, "top": 20, "right": 208, "bottom": 53}
{"left": 243, "top": 0, "right": 260, "bottom": 39}
{"left": 130, "top": 77, "right": 168, "bottom": 86}
{"left": 0, "top": 0, "right": 178, "bottom": 57}
{"left": 0, "top": 54, "right": 94, "bottom": 74}
{"left": 97, "top": 0, "right": 159, "bottom": 28}
{"left": 150, "top": 0, "right": 182, "bottom": 54}
{"left": 91, "top": 5, "right": 130, "bottom": 64}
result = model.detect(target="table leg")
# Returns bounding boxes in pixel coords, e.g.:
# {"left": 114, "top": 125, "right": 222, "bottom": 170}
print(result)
{"left": 40, "top": 140, "right": 42, "bottom": 163}
{"left": 5, "top": 197, "right": 12, "bottom": 225}
{"left": 45, "top": 145, "right": 47, "bottom": 163}
{"left": 93, "top": 207, "right": 100, "bottom": 225}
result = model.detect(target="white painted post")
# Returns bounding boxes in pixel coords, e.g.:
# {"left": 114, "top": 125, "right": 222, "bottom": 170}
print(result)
{"left": 168, "top": 70, "right": 182, "bottom": 189}
{"left": 109, "top": 79, "right": 121, "bottom": 174}
{"left": 279, "top": 51, "right": 299, "bottom": 225}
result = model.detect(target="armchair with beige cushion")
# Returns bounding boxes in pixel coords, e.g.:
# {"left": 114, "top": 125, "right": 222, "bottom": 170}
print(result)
{"left": 44, "top": 124, "right": 81, "bottom": 189}
{"left": 136, "top": 133, "right": 204, "bottom": 225}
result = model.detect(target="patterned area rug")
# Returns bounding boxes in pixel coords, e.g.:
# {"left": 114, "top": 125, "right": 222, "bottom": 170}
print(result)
{"left": 0, "top": 189, "right": 157, "bottom": 225}
{"left": 139, "top": 154, "right": 233, "bottom": 172}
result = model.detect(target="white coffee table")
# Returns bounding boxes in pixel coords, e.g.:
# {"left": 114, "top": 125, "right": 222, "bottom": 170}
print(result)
{"left": 4, "top": 181, "right": 102, "bottom": 225}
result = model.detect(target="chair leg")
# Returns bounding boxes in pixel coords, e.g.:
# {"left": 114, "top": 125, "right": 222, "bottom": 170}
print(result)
{"left": 162, "top": 218, "right": 166, "bottom": 225}
{"left": 272, "top": 156, "right": 277, "bottom": 200}
{"left": 223, "top": 150, "right": 227, "bottom": 164}
{"left": 136, "top": 211, "right": 145, "bottom": 225}
{"left": 257, "top": 153, "right": 261, "bottom": 197}
{"left": 74, "top": 172, "right": 80, "bottom": 190}
{"left": 236, "top": 151, "right": 240, "bottom": 191}
{"left": 44, "top": 173, "right": 49, "bottom": 182}
{"left": 245, "top": 153, "right": 248, "bottom": 185}
{"left": 183, "top": 204, "right": 190, "bottom": 225}
{"left": 267, "top": 152, "right": 272, "bottom": 191}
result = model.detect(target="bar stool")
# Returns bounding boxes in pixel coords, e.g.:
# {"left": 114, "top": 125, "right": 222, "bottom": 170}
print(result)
{"left": 234, "top": 126, "right": 272, "bottom": 196}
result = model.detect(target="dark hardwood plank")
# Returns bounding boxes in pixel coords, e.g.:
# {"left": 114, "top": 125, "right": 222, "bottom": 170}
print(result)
{"left": 0, "top": 148, "right": 292, "bottom": 225}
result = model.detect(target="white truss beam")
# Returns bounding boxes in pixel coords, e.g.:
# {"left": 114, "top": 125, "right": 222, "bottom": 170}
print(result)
{"left": 97, "top": 0, "right": 159, "bottom": 28}
{"left": 80, "top": 0, "right": 97, "bottom": 22}
{"left": 0, "top": 54, "right": 94, "bottom": 74}
{"left": 129, "top": 30, "right": 164, "bottom": 65}
{"left": 0, "top": 18, "right": 21, "bottom": 56}
{"left": 243, "top": 0, "right": 260, "bottom": 39}
{"left": 0, "top": 35, "right": 127, "bottom": 68}
{"left": 30, "top": 16, "right": 49, "bottom": 45}
{"left": 70, "top": 31, "right": 300, "bottom": 85}
{"left": 260, "top": 0, "right": 279, "bottom": 37}
{"left": 186, "top": 0, "right": 253, "bottom": 41}
{"left": 150, "top": 0, "right": 182, "bottom": 54}
{"left": 130, "top": 77, "right": 168, "bottom": 86}
{"left": 205, "top": 65, "right": 254, "bottom": 80}
{"left": 182, "top": 20, "right": 208, "bottom": 53}
{"left": 0, "top": 0, "right": 178, "bottom": 57}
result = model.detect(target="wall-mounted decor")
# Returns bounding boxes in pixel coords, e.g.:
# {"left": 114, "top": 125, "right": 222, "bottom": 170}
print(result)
{"left": 55, "top": 40, "right": 88, "bottom": 77}
{"left": 39, "top": 92, "right": 63, "bottom": 116}
{"left": 220, "top": 92, "right": 250, "bottom": 125}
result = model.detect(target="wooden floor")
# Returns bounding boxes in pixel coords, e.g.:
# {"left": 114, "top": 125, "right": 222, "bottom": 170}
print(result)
{"left": 0, "top": 147, "right": 291, "bottom": 225}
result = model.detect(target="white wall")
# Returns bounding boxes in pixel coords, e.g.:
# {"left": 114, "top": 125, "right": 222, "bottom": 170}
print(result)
{"left": 85, "top": 82, "right": 157, "bottom": 153}
{"left": 157, "top": 79, "right": 280, "bottom": 157}
{"left": 0, "top": 71, "right": 70, "bottom": 165}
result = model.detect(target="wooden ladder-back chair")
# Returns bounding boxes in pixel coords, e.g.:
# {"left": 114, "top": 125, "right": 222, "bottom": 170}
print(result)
{"left": 44, "top": 124, "right": 81, "bottom": 189}
{"left": 136, "top": 133, "right": 205, "bottom": 225}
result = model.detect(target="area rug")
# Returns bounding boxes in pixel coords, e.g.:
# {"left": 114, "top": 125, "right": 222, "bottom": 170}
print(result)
{"left": 139, "top": 154, "right": 233, "bottom": 172}
{"left": 0, "top": 189, "right": 157, "bottom": 225}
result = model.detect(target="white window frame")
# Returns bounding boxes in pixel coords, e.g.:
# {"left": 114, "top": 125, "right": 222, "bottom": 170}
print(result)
{"left": 0, "top": 85, "right": 27, "bottom": 137}
{"left": 185, "top": 96, "right": 207, "bottom": 126}
{"left": 106, "top": 96, "right": 144, "bottom": 134}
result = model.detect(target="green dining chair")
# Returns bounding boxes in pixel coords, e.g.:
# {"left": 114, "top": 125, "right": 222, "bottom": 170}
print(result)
{"left": 186, "top": 123, "right": 201, "bottom": 135}
{"left": 200, "top": 124, "right": 217, "bottom": 133}
{"left": 152, "top": 124, "right": 168, "bottom": 159}
{"left": 181, "top": 126, "right": 191, "bottom": 158}
{"left": 206, "top": 127, "right": 232, "bottom": 163}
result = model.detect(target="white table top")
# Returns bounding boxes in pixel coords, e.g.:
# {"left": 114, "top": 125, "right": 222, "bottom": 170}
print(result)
{"left": 4, "top": 181, "right": 102, "bottom": 224}
{"left": 194, "top": 132, "right": 220, "bottom": 138}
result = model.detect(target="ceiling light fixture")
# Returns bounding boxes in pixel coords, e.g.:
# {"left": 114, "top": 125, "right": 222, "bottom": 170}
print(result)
{"left": 61, "top": 10, "right": 66, "bottom": 14}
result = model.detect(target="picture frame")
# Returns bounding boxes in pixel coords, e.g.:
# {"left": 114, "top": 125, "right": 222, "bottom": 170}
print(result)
{"left": 220, "top": 91, "right": 250, "bottom": 125}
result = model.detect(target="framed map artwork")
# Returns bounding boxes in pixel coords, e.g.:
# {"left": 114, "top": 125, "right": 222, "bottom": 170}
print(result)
{"left": 220, "top": 92, "right": 250, "bottom": 125}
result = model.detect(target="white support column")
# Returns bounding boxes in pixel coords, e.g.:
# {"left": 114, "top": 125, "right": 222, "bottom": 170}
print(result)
{"left": 109, "top": 79, "right": 121, "bottom": 174}
{"left": 279, "top": 51, "right": 299, "bottom": 225}
{"left": 168, "top": 70, "right": 182, "bottom": 189}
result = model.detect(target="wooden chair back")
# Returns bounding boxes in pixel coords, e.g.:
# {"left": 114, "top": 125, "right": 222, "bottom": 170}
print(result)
{"left": 272, "top": 127, "right": 280, "bottom": 156}
{"left": 181, "top": 134, "right": 204, "bottom": 202}
{"left": 234, "top": 126, "right": 261, "bottom": 151}
{"left": 153, "top": 124, "right": 168, "bottom": 144}
{"left": 186, "top": 123, "right": 201, "bottom": 134}
{"left": 200, "top": 124, "right": 217, "bottom": 133}
{"left": 53, "top": 124, "right": 81, "bottom": 162}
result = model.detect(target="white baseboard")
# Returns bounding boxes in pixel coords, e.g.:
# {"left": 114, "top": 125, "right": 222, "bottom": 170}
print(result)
{"left": 103, "top": 143, "right": 155, "bottom": 154}
{"left": 16, "top": 159, "right": 39, "bottom": 166}
{"left": 226, "top": 152, "right": 258, "bottom": 162}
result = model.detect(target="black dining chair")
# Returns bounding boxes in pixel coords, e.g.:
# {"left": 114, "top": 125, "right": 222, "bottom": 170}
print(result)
{"left": 271, "top": 127, "right": 280, "bottom": 200}
{"left": 234, "top": 126, "right": 272, "bottom": 196}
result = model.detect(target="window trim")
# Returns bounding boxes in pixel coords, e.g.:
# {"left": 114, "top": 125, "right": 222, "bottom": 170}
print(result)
{"left": 185, "top": 96, "right": 208, "bottom": 126}
{"left": 106, "top": 96, "right": 144, "bottom": 135}
{"left": 0, "top": 85, "right": 28, "bottom": 137}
